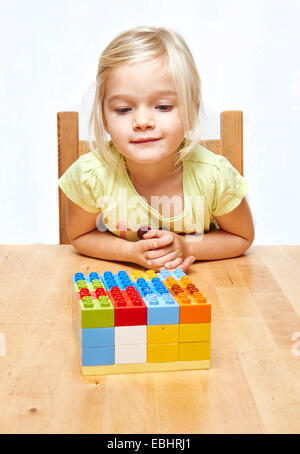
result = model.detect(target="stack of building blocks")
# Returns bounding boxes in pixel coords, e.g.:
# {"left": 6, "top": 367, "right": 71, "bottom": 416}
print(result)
{"left": 72, "top": 269, "right": 211, "bottom": 376}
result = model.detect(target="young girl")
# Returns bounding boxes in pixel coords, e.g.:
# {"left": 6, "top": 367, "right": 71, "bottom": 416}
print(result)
{"left": 58, "top": 26, "right": 254, "bottom": 273}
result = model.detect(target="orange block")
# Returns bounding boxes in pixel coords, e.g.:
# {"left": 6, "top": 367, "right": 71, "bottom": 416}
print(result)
{"left": 165, "top": 276, "right": 211, "bottom": 323}
{"left": 179, "top": 302, "right": 211, "bottom": 323}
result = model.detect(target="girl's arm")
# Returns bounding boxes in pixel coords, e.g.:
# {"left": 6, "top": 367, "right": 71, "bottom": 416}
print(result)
{"left": 184, "top": 198, "right": 255, "bottom": 261}
{"left": 66, "top": 197, "right": 133, "bottom": 262}
{"left": 66, "top": 197, "right": 188, "bottom": 270}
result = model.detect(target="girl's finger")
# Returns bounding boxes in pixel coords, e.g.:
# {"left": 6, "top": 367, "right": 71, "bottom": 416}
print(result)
{"left": 160, "top": 255, "right": 195, "bottom": 272}
{"left": 176, "top": 256, "right": 196, "bottom": 271}
{"left": 162, "top": 256, "right": 183, "bottom": 270}
{"left": 142, "top": 229, "right": 161, "bottom": 239}
{"left": 145, "top": 244, "right": 176, "bottom": 260}
{"left": 144, "top": 233, "right": 174, "bottom": 251}
{"left": 143, "top": 229, "right": 173, "bottom": 241}
{"left": 147, "top": 250, "right": 180, "bottom": 269}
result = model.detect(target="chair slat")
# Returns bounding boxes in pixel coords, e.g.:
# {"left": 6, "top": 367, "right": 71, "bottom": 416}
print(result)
{"left": 57, "top": 112, "right": 79, "bottom": 244}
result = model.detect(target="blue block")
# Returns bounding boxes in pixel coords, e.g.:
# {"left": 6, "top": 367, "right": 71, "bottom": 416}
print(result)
{"left": 89, "top": 272, "right": 100, "bottom": 281}
{"left": 157, "top": 269, "right": 186, "bottom": 281}
{"left": 74, "top": 272, "right": 85, "bottom": 282}
{"left": 81, "top": 346, "right": 115, "bottom": 366}
{"left": 146, "top": 301, "right": 179, "bottom": 325}
{"left": 133, "top": 277, "right": 179, "bottom": 325}
{"left": 81, "top": 327, "right": 114, "bottom": 348}
{"left": 99, "top": 270, "right": 134, "bottom": 291}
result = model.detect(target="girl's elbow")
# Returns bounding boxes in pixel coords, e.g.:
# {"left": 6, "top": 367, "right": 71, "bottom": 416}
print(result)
{"left": 248, "top": 225, "right": 255, "bottom": 246}
{"left": 241, "top": 229, "right": 255, "bottom": 254}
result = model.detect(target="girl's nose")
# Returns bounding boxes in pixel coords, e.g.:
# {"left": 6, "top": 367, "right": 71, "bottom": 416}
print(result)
{"left": 133, "top": 108, "right": 155, "bottom": 130}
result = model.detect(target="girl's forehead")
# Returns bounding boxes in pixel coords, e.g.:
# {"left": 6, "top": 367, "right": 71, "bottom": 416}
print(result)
{"left": 114, "top": 54, "right": 168, "bottom": 75}
{"left": 105, "top": 57, "right": 175, "bottom": 94}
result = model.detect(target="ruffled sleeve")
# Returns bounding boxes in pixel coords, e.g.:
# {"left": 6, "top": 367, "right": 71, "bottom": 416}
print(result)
{"left": 57, "top": 153, "right": 102, "bottom": 213}
{"left": 211, "top": 155, "right": 248, "bottom": 217}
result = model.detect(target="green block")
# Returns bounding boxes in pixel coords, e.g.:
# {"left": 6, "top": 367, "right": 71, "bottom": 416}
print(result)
{"left": 87, "top": 282, "right": 94, "bottom": 292}
{"left": 91, "top": 279, "right": 104, "bottom": 289}
{"left": 74, "top": 280, "right": 87, "bottom": 292}
{"left": 79, "top": 298, "right": 114, "bottom": 328}
{"left": 74, "top": 282, "right": 100, "bottom": 293}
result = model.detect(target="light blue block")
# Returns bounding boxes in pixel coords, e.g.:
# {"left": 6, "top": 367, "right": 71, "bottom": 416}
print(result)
{"left": 81, "top": 327, "right": 114, "bottom": 348}
{"left": 157, "top": 269, "right": 186, "bottom": 281}
{"left": 82, "top": 346, "right": 115, "bottom": 366}
{"left": 146, "top": 300, "right": 179, "bottom": 325}
{"left": 133, "top": 276, "right": 179, "bottom": 325}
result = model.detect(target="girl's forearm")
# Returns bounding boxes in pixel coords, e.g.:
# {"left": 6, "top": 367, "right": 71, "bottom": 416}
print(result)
{"left": 185, "top": 229, "right": 252, "bottom": 261}
{"left": 72, "top": 229, "right": 132, "bottom": 263}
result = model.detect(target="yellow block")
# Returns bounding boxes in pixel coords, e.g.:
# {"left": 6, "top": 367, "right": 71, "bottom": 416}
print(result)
{"left": 129, "top": 271, "right": 144, "bottom": 282}
{"left": 129, "top": 270, "right": 157, "bottom": 281}
{"left": 179, "top": 341, "right": 210, "bottom": 361}
{"left": 147, "top": 343, "right": 178, "bottom": 362}
{"left": 144, "top": 270, "right": 157, "bottom": 280}
{"left": 179, "top": 323, "right": 211, "bottom": 342}
{"left": 147, "top": 324, "right": 179, "bottom": 344}
{"left": 81, "top": 360, "right": 210, "bottom": 376}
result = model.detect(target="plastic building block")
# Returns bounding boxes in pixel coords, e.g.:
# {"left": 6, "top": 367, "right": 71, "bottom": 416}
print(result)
{"left": 133, "top": 276, "right": 179, "bottom": 325}
{"left": 157, "top": 269, "right": 187, "bottom": 281}
{"left": 81, "top": 361, "right": 209, "bottom": 376}
{"left": 115, "top": 325, "right": 147, "bottom": 345}
{"left": 147, "top": 343, "right": 179, "bottom": 363}
{"left": 101, "top": 271, "right": 147, "bottom": 326}
{"left": 77, "top": 297, "right": 114, "bottom": 328}
{"left": 179, "top": 323, "right": 210, "bottom": 342}
{"left": 115, "top": 344, "right": 147, "bottom": 364}
{"left": 72, "top": 274, "right": 114, "bottom": 328}
{"left": 159, "top": 272, "right": 211, "bottom": 323}
{"left": 72, "top": 268, "right": 211, "bottom": 375}
{"left": 115, "top": 324, "right": 147, "bottom": 364}
{"left": 130, "top": 269, "right": 158, "bottom": 281}
{"left": 178, "top": 342, "right": 210, "bottom": 361}
{"left": 81, "top": 327, "right": 114, "bottom": 348}
{"left": 147, "top": 324, "right": 179, "bottom": 344}
{"left": 82, "top": 345, "right": 114, "bottom": 366}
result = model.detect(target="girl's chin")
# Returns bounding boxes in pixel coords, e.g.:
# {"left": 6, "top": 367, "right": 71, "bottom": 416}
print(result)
{"left": 130, "top": 156, "right": 166, "bottom": 164}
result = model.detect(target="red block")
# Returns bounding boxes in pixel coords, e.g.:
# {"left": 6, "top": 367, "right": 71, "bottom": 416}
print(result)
{"left": 79, "top": 287, "right": 91, "bottom": 299}
{"left": 108, "top": 286, "right": 147, "bottom": 326}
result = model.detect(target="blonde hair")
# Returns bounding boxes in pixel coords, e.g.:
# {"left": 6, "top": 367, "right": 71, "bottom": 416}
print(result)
{"left": 88, "top": 26, "right": 202, "bottom": 172}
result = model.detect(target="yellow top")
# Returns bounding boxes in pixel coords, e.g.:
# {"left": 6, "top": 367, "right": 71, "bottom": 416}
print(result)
{"left": 58, "top": 141, "right": 248, "bottom": 241}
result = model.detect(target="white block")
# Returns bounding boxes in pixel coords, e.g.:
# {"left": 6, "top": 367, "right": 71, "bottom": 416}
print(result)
{"left": 115, "top": 344, "right": 147, "bottom": 364}
{"left": 115, "top": 325, "right": 147, "bottom": 345}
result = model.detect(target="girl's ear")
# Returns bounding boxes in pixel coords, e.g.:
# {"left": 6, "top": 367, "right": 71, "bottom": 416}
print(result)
{"left": 196, "top": 101, "right": 200, "bottom": 114}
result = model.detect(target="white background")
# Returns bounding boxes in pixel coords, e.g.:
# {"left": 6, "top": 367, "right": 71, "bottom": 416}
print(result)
{"left": 0, "top": 0, "right": 299, "bottom": 244}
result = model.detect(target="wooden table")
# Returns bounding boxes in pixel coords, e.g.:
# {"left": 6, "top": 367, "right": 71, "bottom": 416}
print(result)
{"left": 0, "top": 245, "right": 300, "bottom": 434}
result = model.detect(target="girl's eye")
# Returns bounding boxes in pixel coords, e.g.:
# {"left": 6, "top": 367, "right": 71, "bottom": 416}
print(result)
{"left": 115, "top": 105, "right": 173, "bottom": 114}
{"left": 156, "top": 105, "right": 173, "bottom": 111}
{"left": 115, "top": 107, "right": 131, "bottom": 114}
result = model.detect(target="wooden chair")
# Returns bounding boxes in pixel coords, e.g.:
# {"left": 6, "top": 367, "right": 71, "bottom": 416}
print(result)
{"left": 57, "top": 111, "right": 243, "bottom": 244}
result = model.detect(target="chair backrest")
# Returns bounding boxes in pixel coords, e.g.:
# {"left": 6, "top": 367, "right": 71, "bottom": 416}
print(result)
{"left": 57, "top": 110, "right": 243, "bottom": 244}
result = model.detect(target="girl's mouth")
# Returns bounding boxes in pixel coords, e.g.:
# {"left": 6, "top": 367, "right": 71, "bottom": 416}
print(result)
{"left": 131, "top": 138, "right": 161, "bottom": 144}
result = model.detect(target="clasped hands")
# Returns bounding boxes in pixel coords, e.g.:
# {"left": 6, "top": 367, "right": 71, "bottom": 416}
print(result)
{"left": 132, "top": 229, "right": 196, "bottom": 272}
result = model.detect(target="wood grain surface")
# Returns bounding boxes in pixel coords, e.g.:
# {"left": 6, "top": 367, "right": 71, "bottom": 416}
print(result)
{"left": 0, "top": 245, "right": 299, "bottom": 434}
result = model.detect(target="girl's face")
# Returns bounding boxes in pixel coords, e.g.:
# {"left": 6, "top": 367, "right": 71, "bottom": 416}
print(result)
{"left": 103, "top": 56, "right": 185, "bottom": 166}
